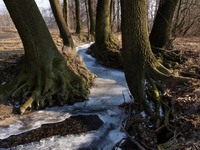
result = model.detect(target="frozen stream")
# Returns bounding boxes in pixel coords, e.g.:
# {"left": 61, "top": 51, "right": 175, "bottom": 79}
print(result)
{"left": 0, "top": 44, "right": 131, "bottom": 149}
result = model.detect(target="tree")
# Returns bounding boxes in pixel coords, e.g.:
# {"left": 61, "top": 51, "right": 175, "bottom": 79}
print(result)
{"left": 149, "top": 0, "right": 178, "bottom": 49}
{"left": 49, "top": 0, "right": 74, "bottom": 49}
{"left": 1, "top": 0, "right": 91, "bottom": 114}
{"left": 116, "top": 0, "right": 121, "bottom": 32}
{"left": 88, "top": 0, "right": 96, "bottom": 37}
{"left": 75, "top": 0, "right": 81, "bottom": 35}
{"left": 88, "top": 0, "right": 122, "bottom": 68}
{"left": 121, "top": 0, "right": 188, "bottom": 137}
{"left": 63, "top": 0, "right": 69, "bottom": 26}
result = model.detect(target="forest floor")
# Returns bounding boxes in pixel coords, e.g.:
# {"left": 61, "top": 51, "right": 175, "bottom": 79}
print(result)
{"left": 0, "top": 28, "right": 200, "bottom": 149}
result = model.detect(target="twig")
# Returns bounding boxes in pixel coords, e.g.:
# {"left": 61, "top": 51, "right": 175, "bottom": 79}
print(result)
{"left": 121, "top": 126, "right": 146, "bottom": 150}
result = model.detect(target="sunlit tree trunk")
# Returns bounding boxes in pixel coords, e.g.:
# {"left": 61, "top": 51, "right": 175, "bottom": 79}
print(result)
{"left": 49, "top": 0, "right": 74, "bottom": 49}
{"left": 149, "top": 0, "right": 178, "bottom": 49}
{"left": 75, "top": 0, "right": 81, "bottom": 35}
{"left": 1, "top": 0, "right": 90, "bottom": 114}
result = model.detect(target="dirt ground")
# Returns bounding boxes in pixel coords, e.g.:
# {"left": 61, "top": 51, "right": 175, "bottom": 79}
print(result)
{"left": 0, "top": 28, "right": 200, "bottom": 149}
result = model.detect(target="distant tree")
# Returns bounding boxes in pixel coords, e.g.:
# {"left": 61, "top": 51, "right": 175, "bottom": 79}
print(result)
{"left": 85, "top": 0, "right": 90, "bottom": 36}
{"left": 63, "top": 0, "right": 69, "bottom": 26}
{"left": 88, "top": 0, "right": 122, "bottom": 68}
{"left": 172, "top": 0, "right": 200, "bottom": 37}
{"left": 1, "top": 0, "right": 90, "bottom": 114}
{"left": 75, "top": 0, "right": 81, "bottom": 35}
{"left": 88, "top": 0, "right": 96, "bottom": 37}
{"left": 49, "top": 0, "right": 74, "bottom": 49}
{"left": 149, "top": 0, "right": 178, "bottom": 49}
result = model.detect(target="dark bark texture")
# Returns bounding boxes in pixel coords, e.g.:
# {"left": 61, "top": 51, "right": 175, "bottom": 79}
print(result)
{"left": 149, "top": 0, "right": 178, "bottom": 49}
{"left": 1, "top": 0, "right": 90, "bottom": 114}
{"left": 88, "top": 0, "right": 122, "bottom": 68}
{"left": 88, "top": 0, "right": 96, "bottom": 36}
{"left": 75, "top": 0, "right": 81, "bottom": 34}
{"left": 63, "top": 0, "right": 69, "bottom": 26}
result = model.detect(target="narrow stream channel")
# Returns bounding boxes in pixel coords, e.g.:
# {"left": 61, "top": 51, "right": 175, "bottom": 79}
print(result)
{"left": 0, "top": 44, "right": 131, "bottom": 149}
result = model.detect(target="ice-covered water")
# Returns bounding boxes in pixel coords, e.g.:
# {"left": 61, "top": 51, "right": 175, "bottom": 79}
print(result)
{"left": 0, "top": 43, "right": 131, "bottom": 149}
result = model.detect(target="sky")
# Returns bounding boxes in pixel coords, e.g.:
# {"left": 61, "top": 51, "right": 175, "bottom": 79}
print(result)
{"left": 0, "top": 0, "right": 51, "bottom": 13}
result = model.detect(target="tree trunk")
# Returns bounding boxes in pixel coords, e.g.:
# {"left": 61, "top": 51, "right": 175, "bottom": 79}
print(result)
{"left": 149, "top": 0, "right": 178, "bottom": 49}
{"left": 117, "top": 0, "right": 120, "bottom": 32}
{"left": 1, "top": 0, "right": 90, "bottom": 114}
{"left": 89, "top": 0, "right": 122, "bottom": 68}
{"left": 49, "top": 0, "right": 74, "bottom": 49}
{"left": 85, "top": 0, "right": 90, "bottom": 39}
{"left": 88, "top": 0, "right": 96, "bottom": 37}
{"left": 63, "top": 0, "right": 69, "bottom": 26}
{"left": 121, "top": 0, "right": 187, "bottom": 113}
{"left": 75, "top": 0, "right": 81, "bottom": 35}
{"left": 121, "top": 0, "right": 155, "bottom": 112}
{"left": 121, "top": 1, "right": 189, "bottom": 140}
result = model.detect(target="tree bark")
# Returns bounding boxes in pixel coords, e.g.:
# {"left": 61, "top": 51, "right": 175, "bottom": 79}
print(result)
{"left": 63, "top": 0, "right": 69, "bottom": 26}
{"left": 1, "top": 0, "right": 90, "bottom": 114}
{"left": 88, "top": 0, "right": 96, "bottom": 36}
{"left": 117, "top": 0, "right": 121, "bottom": 32}
{"left": 121, "top": 0, "right": 189, "bottom": 124}
{"left": 120, "top": 0, "right": 182, "bottom": 114}
{"left": 49, "top": 0, "right": 74, "bottom": 48}
{"left": 149, "top": 0, "right": 178, "bottom": 49}
{"left": 75, "top": 0, "right": 81, "bottom": 35}
{"left": 89, "top": 0, "right": 122, "bottom": 68}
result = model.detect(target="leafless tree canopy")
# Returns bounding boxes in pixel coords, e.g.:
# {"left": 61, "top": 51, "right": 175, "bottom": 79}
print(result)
{"left": 0, "top": 0, "right": 199, "bottom": 37}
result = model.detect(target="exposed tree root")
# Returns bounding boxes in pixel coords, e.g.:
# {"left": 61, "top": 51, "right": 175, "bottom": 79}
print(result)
{"left": 120, "top": 62, "right": 191, "bottom": 149}
{"left": 0, "top": 53, "right": 95, "bottom": 114}
{"left": 152, "top": 46, "right": 187, "bottom": 69}
{"left": 87, "top": 38, "right": 123, "bottom": 68}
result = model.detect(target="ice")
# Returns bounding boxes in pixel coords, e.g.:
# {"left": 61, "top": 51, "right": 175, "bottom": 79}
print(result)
{"left": 0, "top": 43, "right": 131, "bottom": 149}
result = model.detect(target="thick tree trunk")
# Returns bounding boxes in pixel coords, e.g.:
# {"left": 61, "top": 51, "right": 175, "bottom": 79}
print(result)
{"left": 121, "top": 0, "right": 190, "bottom": 148}
{"left": 149, "top": 0, "right": 178, "bottom": 49}
{"left": 121, "top": 0, "right": 188, "bottom": 135}
{"left": 89, "top": 0, "right": 122, "bottom": 68}
{"left": 49, "top": 0, "right": 74, "bottom": 48}
{"left": 75, "top": 0, "right": 81, "bottom": 35}
{"left": 121, "top": 0, "right": 156, "bottom": 111}
{"left": 88, "top": 0, "right": 96, "bottom": 37}
{"left": 63, "top": 0, "right": 69, "bottom": 26}
{"left": 1, "top": 0, "right": 90, "bottom": 114}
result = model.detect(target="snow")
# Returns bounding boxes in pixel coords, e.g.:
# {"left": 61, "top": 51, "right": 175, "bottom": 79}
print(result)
{"left": 0, "top": 43, "right": 131, "bottom": 149}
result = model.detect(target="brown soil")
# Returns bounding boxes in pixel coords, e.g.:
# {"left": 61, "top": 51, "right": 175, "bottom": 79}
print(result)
{"left": 0, "top": 115, "right": 103, "bottom": 148}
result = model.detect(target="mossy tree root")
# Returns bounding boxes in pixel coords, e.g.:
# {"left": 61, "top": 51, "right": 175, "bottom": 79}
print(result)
{"left": 87, "top": 38, "right": 123, "bottom": 68}
{"left": 132, "top": 62, "right": 190, "bottom": 134}
{"left": 152, "top": 46, "right": 187, "bottom": 68}
{"left": 0, "top": 62, "right": 90, "bottom": 114}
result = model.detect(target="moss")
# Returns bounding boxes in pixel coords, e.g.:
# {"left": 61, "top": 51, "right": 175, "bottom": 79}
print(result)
{"left": 87, "top": 39, "right": 123, "bottom": 68}
{"left": 0, "top": 52, "right": 95, "bottom": 114}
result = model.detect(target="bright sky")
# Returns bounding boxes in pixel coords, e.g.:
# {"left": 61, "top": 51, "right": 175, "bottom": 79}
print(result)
{"left": 0, "top": 0, "right": 51, "bottom": 12}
